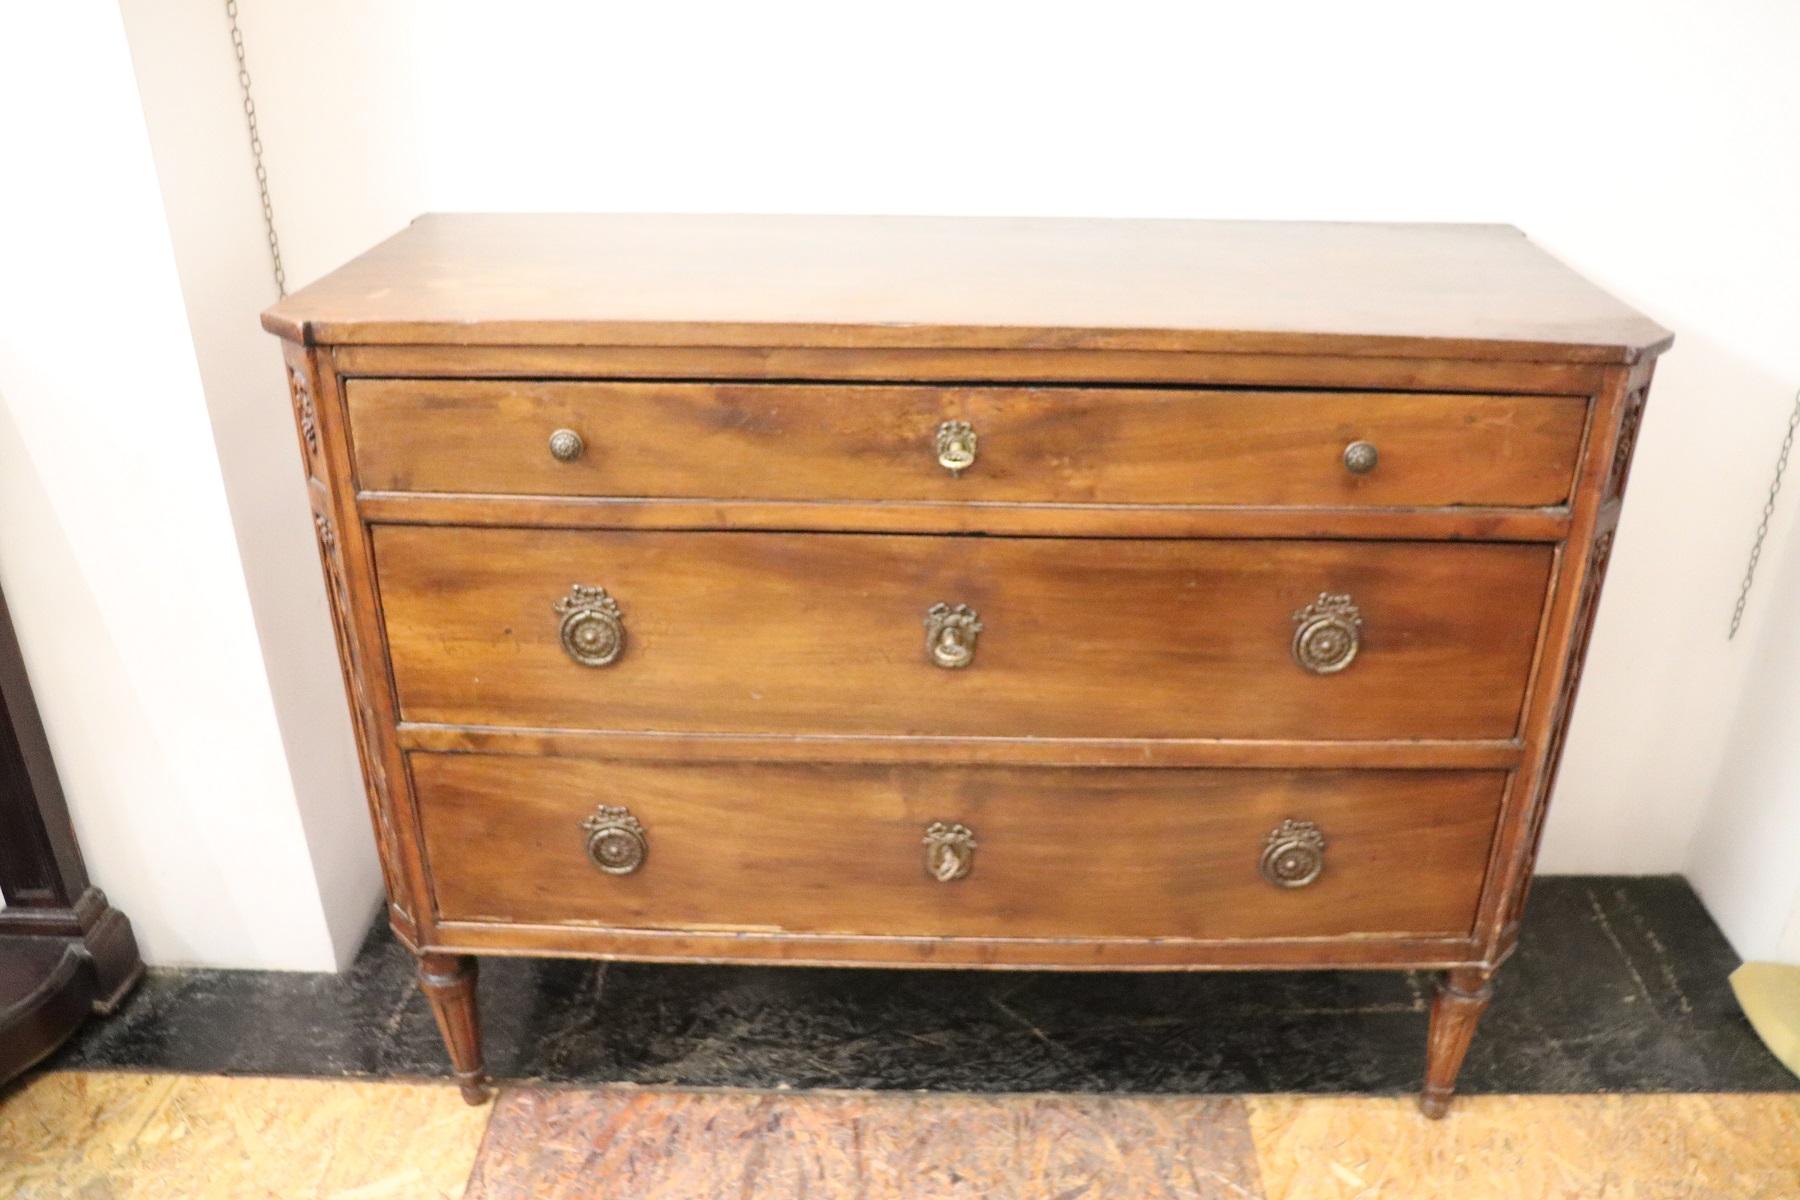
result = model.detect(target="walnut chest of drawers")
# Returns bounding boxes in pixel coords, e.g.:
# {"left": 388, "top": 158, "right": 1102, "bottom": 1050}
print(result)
{"left": 263, "top": 215, "right": 1670, "bottom": 1115}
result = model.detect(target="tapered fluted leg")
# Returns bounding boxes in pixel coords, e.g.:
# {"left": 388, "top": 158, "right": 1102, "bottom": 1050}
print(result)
{"left": 1420, "top": 965, "right": 1495, "bottom": 1118}
{"left": 417, "top": 953, "right": 491, "bottom": 1105}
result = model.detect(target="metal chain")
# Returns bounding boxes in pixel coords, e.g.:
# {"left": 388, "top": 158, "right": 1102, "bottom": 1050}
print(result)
{"left": 226, "top": 0, "right": 286, "bottom": 297}
{"left": 1728, "top": 385, "right": 1800, "bottom": 639}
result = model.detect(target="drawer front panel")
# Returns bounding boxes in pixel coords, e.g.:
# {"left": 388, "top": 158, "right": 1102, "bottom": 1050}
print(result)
{"left": 347, "top": 380, "right": 1587, "bottom": 508}
{"left": 375, "top": 528, "right": 1552, "bottom": 740}
{"left": 414, "top": 754, "right": 1502, "bottom": 940}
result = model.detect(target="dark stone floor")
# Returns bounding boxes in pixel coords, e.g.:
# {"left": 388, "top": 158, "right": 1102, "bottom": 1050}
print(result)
{"left": 43, "top": 876, "right": 1796, "bottom": 1094}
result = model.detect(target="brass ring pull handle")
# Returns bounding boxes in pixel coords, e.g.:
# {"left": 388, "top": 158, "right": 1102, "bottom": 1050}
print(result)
{"left": 555, "top": 584, "right": 625, "bottom": 667}
{"left": 923, "top": 821, "right": 976, "bottom": 881}
{"left": 1291, "top": 592, "right": 1361, "bottom": 675}
{"left": 925, "top": 603, "right": 983, "bottom": 669}
{"left": 548, "top": 428, "right": 585, "bottom": 462}
{"left": 1261, "top": 819, "right": 1326, "bottom": 888}
{"left": 1342, "top": 440, "right": 1378, "bottom": 474}
{"left": 581, "top": 805, "right": 647, "bottom": 875}
{"left": 935, "top": 420, "right": 977, "bottom": 475}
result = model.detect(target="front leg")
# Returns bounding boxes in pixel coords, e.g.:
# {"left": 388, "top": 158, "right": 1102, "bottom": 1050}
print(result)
{"left": 1419, "top": 964, "right": 1496, "bottom": 1118}
{"left": 416, "top": 952, "right": 491, "bottom": 1105}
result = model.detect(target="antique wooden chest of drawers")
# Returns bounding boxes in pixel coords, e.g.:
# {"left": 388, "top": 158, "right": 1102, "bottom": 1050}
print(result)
{"left": 263, "top": 215, "right": 1669, "bottom": 1116}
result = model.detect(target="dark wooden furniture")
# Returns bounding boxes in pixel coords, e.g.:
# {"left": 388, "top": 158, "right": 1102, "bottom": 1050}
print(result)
{"left": 0, "top": 588, "right": 142, "bottom": 1086}
{"left": 263, "top": 215, "right": 1670, "bottom": 1115}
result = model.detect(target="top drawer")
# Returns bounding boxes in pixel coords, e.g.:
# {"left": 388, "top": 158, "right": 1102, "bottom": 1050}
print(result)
{"left": 345, "top": 380, "right": 1587, "bottom": 508}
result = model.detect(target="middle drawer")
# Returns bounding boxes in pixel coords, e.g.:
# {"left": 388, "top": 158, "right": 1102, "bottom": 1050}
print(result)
{"left": 374, "top": 527, "right": 1551, "bottom": 741}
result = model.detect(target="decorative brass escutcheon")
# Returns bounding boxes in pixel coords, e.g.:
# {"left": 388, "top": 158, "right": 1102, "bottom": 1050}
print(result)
{"left": 924, "top": 603, "right": 983, "bottom": 669}
{"left": 581, "top": 805, "right": 648, "bottom": 875}
{"left": 1260, "top": 819, "right": 1326, "bottom": 888}
{"left": 1291, "top": 592, "right": 1361, "bottom": 675}
{"left": 555, "top": 584, "right": 625, "bottom": 667}
{"left": 548, "top": 428, "right": 585, "bottom": 462}
{"left": 923, "top": 821, "right": 977, "bottom": 882}
{"left": 935, "top": 420, "right": 977, "bottom": 475}
{"left": 1342, "top": 440, "right": 1379, "bottom": 474}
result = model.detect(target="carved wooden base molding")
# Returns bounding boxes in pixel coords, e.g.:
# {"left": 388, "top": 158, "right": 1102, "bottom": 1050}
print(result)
{"left": 0, "top": 888, "right": 143, "bottom": 1086}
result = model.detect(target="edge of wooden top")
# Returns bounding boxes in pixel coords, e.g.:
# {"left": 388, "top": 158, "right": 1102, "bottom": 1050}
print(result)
{"left": 260, "top": 313, "right": 1675, "bottom": 364}
{"left": 260, "top": 215, "right": 1675, "bottom": 365}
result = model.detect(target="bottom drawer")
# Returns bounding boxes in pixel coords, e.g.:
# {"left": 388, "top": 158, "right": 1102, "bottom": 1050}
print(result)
{"left": 412, "top": 754, "right": 1502, "bottom": 941}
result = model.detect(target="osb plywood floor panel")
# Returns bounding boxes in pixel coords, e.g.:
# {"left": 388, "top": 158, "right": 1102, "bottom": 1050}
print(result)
{"left": 464, "top": 1087, "right": 1265, "bottom": 1199}
{"left": 1246, "top": 1095, "right": 1800, "bottom": 1200}
{"left": 0, "top": 1071, "right": 488, "bottom": 1200}
{"left": 3, "top": 1073, "right": 1799, "bottom": 1199}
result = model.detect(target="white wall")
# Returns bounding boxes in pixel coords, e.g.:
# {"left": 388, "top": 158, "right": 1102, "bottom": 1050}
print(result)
{"left": 0, "top": 4, "right": 352, "bottom": 969}
{"left": 1688, "top": 512, "right": 1800, "bottom": 963}
{"left": 4, "top": 1, "right": 1796, "bottom": 966}
{"left": 114, "top": 0, "right": 429, "bottom": 966}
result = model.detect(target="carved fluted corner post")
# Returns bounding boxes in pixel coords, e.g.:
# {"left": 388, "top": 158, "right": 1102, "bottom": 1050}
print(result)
{"left": 1420, "top": 965, "right": 1496, "bottom": 1118}
{"left": 416, "top": 953, "right": 491, "bottom": 1105}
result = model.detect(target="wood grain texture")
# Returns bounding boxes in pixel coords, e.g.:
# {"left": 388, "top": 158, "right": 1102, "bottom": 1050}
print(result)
{"left": 425, "top": 919, "right": 1477, "bottom": 969}
{"left": 263, "top": 214, "right": 1672, "bottom": 363}
{"left": 418, "top": 953, "right": 490, "bottom": 1105}
{"left": 1473, "top": 360, "right": 1655, "bottom": 964}
{"left": 291, "top": 341, "right": 427, "bottom": 946}
{"left": 0, "top": 1071, "right": 489, "bottom": 1200}
{"left": 1420, "top": 966, "right": 1496, "bottom": 1118}
{"left": 0, "top": 942, "right": 94, "bottom": 1085}
{"left": 356, "top": 492, "right": 1573, "bottom": 542}
{"left": 264, "top": 214, "right": 1672, "bottom": 1116}
{"left": 374, "top": 528, "right": 1553, "bottom": 741}
{"left": 330, "top": 342, "right": 1610, "bottom": 395}
{"left": 396, "top": 724, "right": 1525, "bottom": 769}
{"left": 1247, "top": 1094, "right": 1800, "bottom": 1199}
{"left": 347, "top": 380, "right": 1588, "bottom": 508}
{"left": 465, "top": 1087, "right": 1264, "bottom": 1200}
{"left": 414, "top": 754, "right": 1501, "bottom": 941}
{"left": 10, "top": 1074, "right": 1797, "bottom": 1199}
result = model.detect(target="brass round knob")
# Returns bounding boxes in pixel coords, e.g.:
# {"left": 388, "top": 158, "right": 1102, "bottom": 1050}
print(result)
{"left": 1261, "top": 819, "right": 1325, "bottom": 888}
{"left": 581, "top": 806, "right": 647, "bottom": 875}
{"left": 1343, "top": 440, "right": 1378, "bottom": 474}
{"left": 923, "top": 821, "right": 976, "bottom": 881}
{"left": 1291, "top": 593, "right": 1361, "bottom": 675}
{"left": 555, "top": 584, "right": 625, "bottom": 667}
{"left": 549, "top": 428, "right": 585, "bottom": 462}
{"left": 924, "top": 603, "right": 982, "bottom": 669}
{"left": 935, "top": 420, "right": 977, "bottom": 475}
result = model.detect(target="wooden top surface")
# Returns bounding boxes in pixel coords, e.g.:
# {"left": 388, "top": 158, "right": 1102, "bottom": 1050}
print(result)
{"left": 263, "top": 214, "right": 1671, "bottom": 363}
